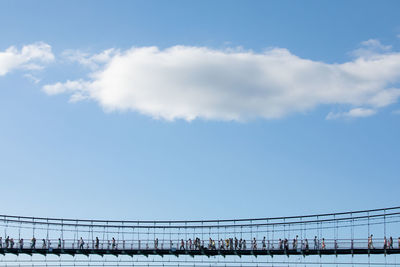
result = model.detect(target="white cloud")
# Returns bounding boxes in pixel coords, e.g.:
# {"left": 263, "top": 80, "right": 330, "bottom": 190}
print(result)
{"left": 360, "top": 39, "right": 392, "bottom": 51}
{"left": 326, "top": 108, "right": 377, "bottom": 120}
{"left": 62, "top": 49, "right": 117, "bottom": 70}
{"left": 24, "top": 73, "right": 41, "bottom": 84}
{"left": 352, "top": 39, "right": 392, "bottom": 58}
{"left": 42, "top": 79, "right": 93, "bottom": 103}
{"left": 392, "top": 109, "right": 400, "bottom": 115}
{"left": 0, "top": 42, "right": 54, "bottom": 76}
{"left": 43, "top": 43, "right": 400, "bottom": 121}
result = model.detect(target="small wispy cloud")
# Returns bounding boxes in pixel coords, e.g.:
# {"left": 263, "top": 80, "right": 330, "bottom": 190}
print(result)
{"left": 352, "top": 39, "right": 392, "bottom": 58}
{"left": 0, "top": 42, "right": 54, "bottom": 76}
{"left": 392, "top": 109, "right": 400, "bottom": 115}
{"left": 326, "top": 108, "right": 377, "bottom": 120}
{"left": 62, "top": 49, "right": 117, "bottom": 70}
{"left": 23, "top": 73, "right": 41, "bottom": 84}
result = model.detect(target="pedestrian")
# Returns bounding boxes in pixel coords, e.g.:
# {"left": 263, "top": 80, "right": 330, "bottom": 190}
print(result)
{"left": 368, "top": 234, "right": 374, "bottom": 249}
{"left": 31, "top": 237, "right": 36, "bottom": 249}
{"left": 313, "top": 236, "right": 318, "bottom": 250}
{"left": 112, "top": 237, "right": 116, "bottom": 250}
{"left": 79, "top": 237, "right": 84, "bottom": 250}
{"left": 283, "top": 239, "right": 289, "bottom": 250}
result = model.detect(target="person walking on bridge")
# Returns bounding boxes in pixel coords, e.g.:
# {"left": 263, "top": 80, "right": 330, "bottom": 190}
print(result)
{"left": 95, "top": 237, "right": 99, "bottom": 249}
{"left": 294, "top": 235, "right": 298, "bottom": 250}
{"left": 253, "top": 238, "right": 257, "bottom": 250}
{"left": 154, "top": 238, "right": 159, "bottom": 250}
{"left": 368, "top": 234, "right": 374, "bottom": 249}
{"left": 304, "top": 239, "right": 309, "bottom": 250}
{"left": 31, "top": 237, "right": 36, "bottom": 249}
{"left": 79, "top": 237, "right": 85, "bottom": 250}
{"left": 19, "top": 238, "right": 23, "bottom": 249}
{"left": 112, "top": 237, "right": 116, "bottom": 250}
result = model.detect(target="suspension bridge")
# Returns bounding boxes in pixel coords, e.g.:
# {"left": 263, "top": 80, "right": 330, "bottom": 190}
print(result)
{"left": 0, "top": 206, "right": 399, "bottom": 266}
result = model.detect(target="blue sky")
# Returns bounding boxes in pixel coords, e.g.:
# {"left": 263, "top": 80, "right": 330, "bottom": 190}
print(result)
{"left": 0, "top": 0, "right": 400, "bottom": 223}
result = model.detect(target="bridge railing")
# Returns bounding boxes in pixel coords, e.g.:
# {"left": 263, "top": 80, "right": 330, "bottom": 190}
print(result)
{"left": 1, "top": 237, "right": 398, "bottom": 251}
{"left": 0, "top": 206, "right": 399, "bottom": 255}
{"left": 1, "top": 206, "right": 400, "bottom": 228}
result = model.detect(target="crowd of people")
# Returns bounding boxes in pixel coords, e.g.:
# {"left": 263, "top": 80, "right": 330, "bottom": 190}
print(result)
{"left": 175, "top": 236, "right": 322, "bottom": 251}
{"left": 0, "top": 235, "right": 399, "bottom": 251}
{"left": 367, "top": 234, "right": 398, "bottom": 250}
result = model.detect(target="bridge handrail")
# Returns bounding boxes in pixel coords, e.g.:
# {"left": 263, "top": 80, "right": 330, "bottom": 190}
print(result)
{"left": 0, "top": 206, "right": 399, "bottom": 225}
{"left": 0, "top": 210, "right": 399, "bottom": 228}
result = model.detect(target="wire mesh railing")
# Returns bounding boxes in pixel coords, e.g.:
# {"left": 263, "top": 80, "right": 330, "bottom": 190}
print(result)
{"left": 0, "top": 206, "right": 399, "bottom": 256}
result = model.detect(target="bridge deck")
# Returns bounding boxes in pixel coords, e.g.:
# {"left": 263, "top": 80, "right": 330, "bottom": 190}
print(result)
{"left": 1, "top": 248, "right": 399, "bottom": 257}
